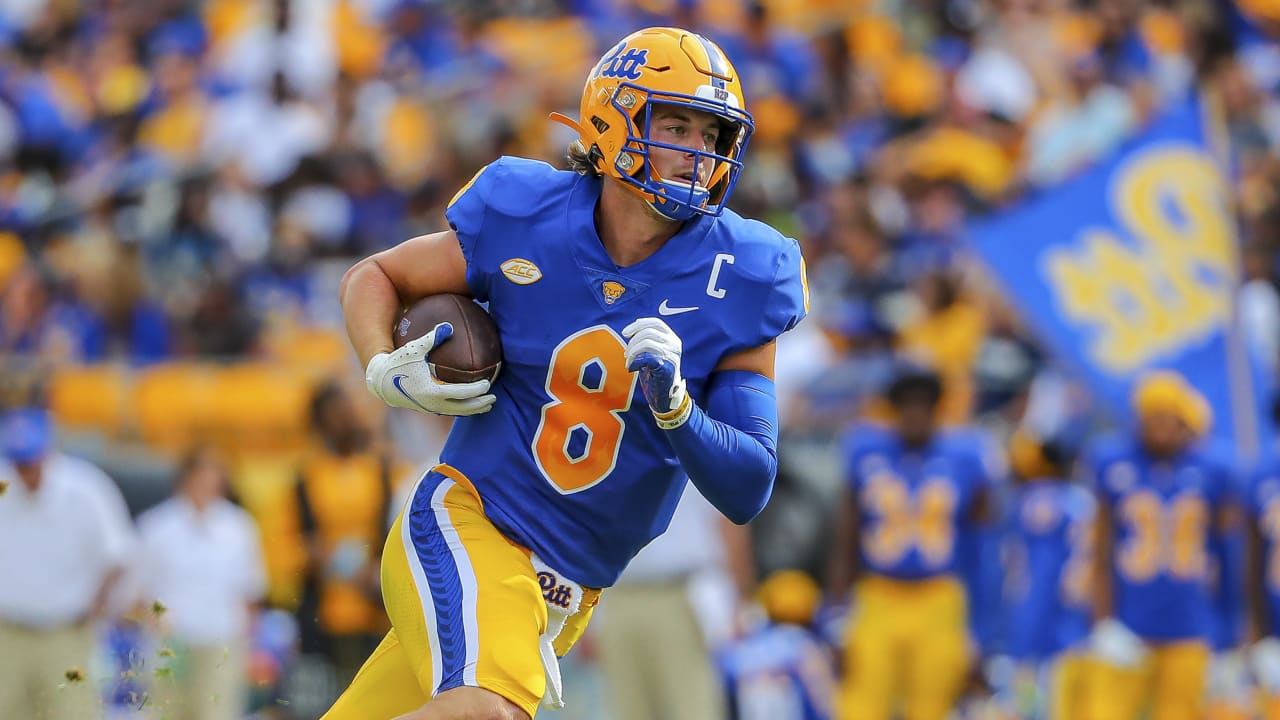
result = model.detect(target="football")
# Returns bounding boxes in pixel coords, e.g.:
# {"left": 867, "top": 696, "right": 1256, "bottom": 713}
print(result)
{"left": 392, "top": 293, "right": 503, "bottom": 385}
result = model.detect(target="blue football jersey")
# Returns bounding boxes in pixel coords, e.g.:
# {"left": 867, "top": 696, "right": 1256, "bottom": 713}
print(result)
{"left": 1086, "top": 435, "right": 1230, "bottom": 641}
{"left": 439, "top": 157, "right": 807, "bottom": 588}
{"left": 842, "top": 424, "right": 992, "bottom": 580}
{"left": 718, "top": 624, "right": 836, "bottom": 720}
{"left": 1007, "top": 480, "right": 1095, "bottom": 661}
{"left": 1246, "top": 463, "right": 1280, "bottom": 637}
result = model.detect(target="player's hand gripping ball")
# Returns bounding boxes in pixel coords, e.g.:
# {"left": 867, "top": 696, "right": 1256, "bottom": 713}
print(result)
{"left": 623, "top": 317, "right": 691, "bottom": 428}
{"left": 365, "top": 294, "right": 502, "bottom": 416}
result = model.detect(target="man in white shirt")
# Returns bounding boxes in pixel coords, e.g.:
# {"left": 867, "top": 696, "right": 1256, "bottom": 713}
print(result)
{"left": 592, "top": 484, "right": 756, "bottom": 720}
{"left": 138, "top": 446, "right": 267, "bottom": 720}
{"left": 0, "top": 407, "right": 136, "bottom": 720}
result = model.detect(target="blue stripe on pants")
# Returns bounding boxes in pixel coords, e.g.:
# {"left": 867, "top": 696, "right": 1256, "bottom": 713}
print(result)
{"left": 407, "top": 471, "right": 468, "bottom": 693}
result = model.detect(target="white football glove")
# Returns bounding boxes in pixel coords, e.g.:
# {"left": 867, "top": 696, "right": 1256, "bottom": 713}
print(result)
{"left": 365, "top": 322, "right": 496, "bottom": 416}
{"left": 1251, "top": 637, "right": 1280, "bottom": 692}
{"left": 1208, "top": 650, "right": 1251, "bottom": 705}
{"left": 1089, "top": 617, "right": 1148, "bottom": 668}
{"left": 622, "top": 317, "right": 690, "bottom": 428}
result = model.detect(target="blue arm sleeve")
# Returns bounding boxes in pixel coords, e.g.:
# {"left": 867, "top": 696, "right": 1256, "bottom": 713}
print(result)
{"left": 1209, "top": 460, "right": 1246, "bottom": 650}
{"left": 958, "top": 516, "right": 1003, "bottom": 655}
{"left": 663, "top": 370, "right": 778, "bottom": 525}
{"left": 1006, "top": 531, "right": 1053, "bottom": 661}
{"left": 1211, "top": 528, "right": 1244, "bottom": 650}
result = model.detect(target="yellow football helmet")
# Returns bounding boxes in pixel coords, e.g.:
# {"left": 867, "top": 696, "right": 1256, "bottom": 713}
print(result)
{"left": 552, "top": 27, "right": 754, "bottom": 221}
{"left": 1132, "top": 370, "right": 1212, "bottom": 437}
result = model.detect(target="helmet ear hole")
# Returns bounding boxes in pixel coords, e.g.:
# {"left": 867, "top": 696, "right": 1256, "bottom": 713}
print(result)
{"left": 590, "top": 116, "right": 610, "bottom": 134}
{"left": 588, "top": 144, "right": 606, "bottom": 171}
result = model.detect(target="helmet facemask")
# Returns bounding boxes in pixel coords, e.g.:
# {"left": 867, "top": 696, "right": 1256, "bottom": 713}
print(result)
{"left": 610, "top": 83, "right": 753, "bottom": 221}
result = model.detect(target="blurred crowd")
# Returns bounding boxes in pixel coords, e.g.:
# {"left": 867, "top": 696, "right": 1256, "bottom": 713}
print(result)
{"left": 0, "top": 0, "right": 1275, "bottom": 376}
{"left": 1, "top": 0, "right": 1280, "bottom": 718}
{"left": 0, "top": 0, "right": 1278, "bottom": 416}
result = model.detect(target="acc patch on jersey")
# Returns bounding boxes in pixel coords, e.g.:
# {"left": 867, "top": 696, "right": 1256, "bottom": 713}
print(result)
{"left": 501, "top": 258, "right": 542, "bottom": 285}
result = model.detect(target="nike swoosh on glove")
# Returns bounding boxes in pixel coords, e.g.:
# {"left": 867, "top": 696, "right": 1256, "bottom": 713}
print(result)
{"left": 622, "top": 317, "right": 690, "bottom": 428}
{"left": 365, "top": 321, "right": 496, "bottom": 416}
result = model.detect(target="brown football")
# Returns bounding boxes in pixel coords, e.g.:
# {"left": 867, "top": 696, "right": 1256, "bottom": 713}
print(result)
{"left": 392, "top": 294, "right": 502, "bottom": 384}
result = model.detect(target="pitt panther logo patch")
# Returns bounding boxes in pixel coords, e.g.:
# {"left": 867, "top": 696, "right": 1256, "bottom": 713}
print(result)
{"left": 597, "top": 43, "right": 649, "bottom": 81}
{"left": 602, "top": 281, "right": 626, "bottom": 304}
{"left": 538, "top": 571, "right": 573, "bottom": 609}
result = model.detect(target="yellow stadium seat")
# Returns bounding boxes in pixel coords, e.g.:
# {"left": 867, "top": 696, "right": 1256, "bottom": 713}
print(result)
{"left": 134, "top": 363, "right": 218, "bottom": 449}
{"left": 47, "top": 364, "right": 131, "bottom": 437}
{"left": 268, "top": 326, "right": 354, "bottom": 379}
{"left": 483, "top": 17, "right": 593, "bottom": 91}
{"left": 210, "top": 363, "right": 312, "bottom": 452}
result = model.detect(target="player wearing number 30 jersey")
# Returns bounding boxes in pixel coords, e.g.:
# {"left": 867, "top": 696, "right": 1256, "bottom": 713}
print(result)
{"left": 326, "top": 26, "right": 807, "bottom": 720}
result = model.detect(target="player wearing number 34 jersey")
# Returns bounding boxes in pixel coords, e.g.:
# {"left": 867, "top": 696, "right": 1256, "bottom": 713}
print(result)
{"left": 326, "top": 26, "right": 807, "bottom": 720}
{"left": 1086, "top": 371, "right": 1234, "bottom": 720}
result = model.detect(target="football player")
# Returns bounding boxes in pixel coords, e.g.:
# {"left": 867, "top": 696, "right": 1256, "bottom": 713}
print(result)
{"left": 327, "top": 27, "right": 807, "bottom": 720}
{"left": 1086, "top": 371, "right": 1237, "bottom": 720}
{"left": 1245, "top": 454, "right": 1280, "bottom": 718}
{"left": 1005, "top": 429, "right": 1095, "bottom": 720}
{"left": 826, "top": 365, "right": 997, "bottom": 720}
{"left": 719, "top": 570, "right": 837, "bottom": 720}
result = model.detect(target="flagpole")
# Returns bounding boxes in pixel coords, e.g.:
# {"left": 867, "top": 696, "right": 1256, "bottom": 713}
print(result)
{"left": 1200, "top": 83, "right": 1260, "bottom": 462}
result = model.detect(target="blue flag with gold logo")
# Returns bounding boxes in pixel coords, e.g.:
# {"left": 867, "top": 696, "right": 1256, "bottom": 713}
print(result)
{"left": 969, "top": 94, "right": 1267, "bottom": 456}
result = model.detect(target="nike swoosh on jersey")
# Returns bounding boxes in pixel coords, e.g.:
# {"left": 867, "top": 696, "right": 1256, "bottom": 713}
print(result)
{"left": 658, "top": 300, "right": 699, "bottom": 315}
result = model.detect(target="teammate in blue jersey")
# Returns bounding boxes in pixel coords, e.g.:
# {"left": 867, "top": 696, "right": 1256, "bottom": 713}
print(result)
{"left": 719, "top": 570, "right": 837, "bottom": 720}
{"left": 826, "top": 366, "right": 996, "bottom": 720}
{"left": 1005, "top": 429, "right": 1094, "bottom": 720}
{"left": 327, "top": 26, "right": 807, "bottom": 720}
{"left": 1086, "top": 371, "right": 1237, "bottom": 720}
{"left": 1245, "top": 458, "right": 1280, "bottom": 717}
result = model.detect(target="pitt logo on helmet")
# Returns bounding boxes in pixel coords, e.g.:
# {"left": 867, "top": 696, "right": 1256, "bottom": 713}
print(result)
{"left": 602, "top": 281, "right": 626, "bottom": 304}
{"left": 500, "top": 258, "right": 542, "bottom": 285}
{"left": 596, "top": 43, "right": 649, "bottom": 81}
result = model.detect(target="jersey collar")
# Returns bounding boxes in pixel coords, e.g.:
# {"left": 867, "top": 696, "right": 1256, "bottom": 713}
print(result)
{"left": 564, "top": 174, "right": 714, "bottom": 284}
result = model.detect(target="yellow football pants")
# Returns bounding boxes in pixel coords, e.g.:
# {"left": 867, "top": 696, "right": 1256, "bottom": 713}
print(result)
{"left": 837, "top": 574, "right": 970, "bottom": 720}
{"left": 1047, "top": 651, "right": 1094, "bottom": 720}
{"left": 1262, "top": 693, "right": 1280, "bottom": 720}
{"left": 1090, "top": 640, "right": 1209, "bottom": 720}
{"left": 322, "top": 465, "right": 597, "bottom": 720}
